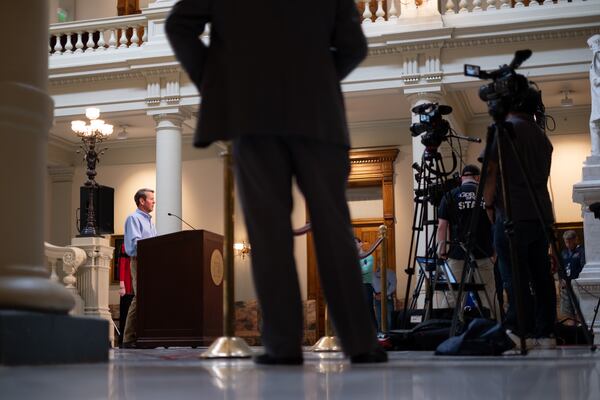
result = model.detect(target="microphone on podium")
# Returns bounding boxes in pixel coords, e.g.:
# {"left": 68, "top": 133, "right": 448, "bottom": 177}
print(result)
{"left": 167, "top": 212, "right": 197, "bottom": 230}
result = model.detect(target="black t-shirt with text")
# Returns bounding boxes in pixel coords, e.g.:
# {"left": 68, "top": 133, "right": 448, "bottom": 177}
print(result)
{"left": 438, "top": 181, "right": 493, "bottom": 259}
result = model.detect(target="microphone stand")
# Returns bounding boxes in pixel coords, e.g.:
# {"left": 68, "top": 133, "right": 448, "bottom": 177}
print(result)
{"left": 167, "top": 212, "right": 197, "bottom": 230}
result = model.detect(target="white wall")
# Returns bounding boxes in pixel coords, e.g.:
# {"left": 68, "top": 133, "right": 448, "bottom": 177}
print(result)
{"left": 75, "top": 0, "right": 117, "bottom": 21}
{"left": 549, "top": 133, "right": 591, "bottom": 223}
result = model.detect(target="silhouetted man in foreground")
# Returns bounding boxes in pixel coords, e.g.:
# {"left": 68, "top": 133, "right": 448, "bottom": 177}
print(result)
{"left": 166, "top": 0, "right": 385, "bottom": 364}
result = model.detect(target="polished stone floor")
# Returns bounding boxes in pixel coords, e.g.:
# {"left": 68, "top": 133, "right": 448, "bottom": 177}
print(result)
{"left": 1, "top": 347, "right": 599, "bottom": 400}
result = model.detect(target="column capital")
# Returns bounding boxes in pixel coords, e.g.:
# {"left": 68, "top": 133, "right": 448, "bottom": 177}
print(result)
{"left": 404, "top": 86, "right": 445, "bottom": 107}
{"left": 47, "top": 166, "right": 74, "bottom": 183}
{"left": 149, "top": 109, "right": 190, "bottom": 128}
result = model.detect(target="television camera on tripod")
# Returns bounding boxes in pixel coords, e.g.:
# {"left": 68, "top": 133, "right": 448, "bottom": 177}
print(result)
{"left": 399, "top": 102, "right": 483, "bottom": 330}
{"left": 445, "top": 49, "right": 596, "bottom": 354}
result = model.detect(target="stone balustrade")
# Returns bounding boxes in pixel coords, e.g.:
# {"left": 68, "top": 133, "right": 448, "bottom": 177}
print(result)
{"left": 45, "top": 1, "right": 595, "bottom": 60}
{"left": 356, "top": 0, "right": 587, "bottom": 22}
{"left": 44, "top": 242, "right": 87, "bottom": 315}
{"left": 443, "top": 0, "right": 582, "bottom": 15}
{"left": 49, "top": 14, "right": 147, "bottom": 55}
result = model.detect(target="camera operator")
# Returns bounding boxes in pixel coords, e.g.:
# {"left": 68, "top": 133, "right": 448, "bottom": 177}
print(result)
{"left": 437, "top": 164, "right": 497, "bottom": 319}
{"left": 483, "top": 87, "right": 557, "bottom": 348}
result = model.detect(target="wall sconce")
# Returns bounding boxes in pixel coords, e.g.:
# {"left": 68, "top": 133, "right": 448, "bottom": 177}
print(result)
{"left": 560, "top": 90, "right": 574, "bottom": 107}
{"left": 233, "top": 241, "right": 251, "bottom": 260}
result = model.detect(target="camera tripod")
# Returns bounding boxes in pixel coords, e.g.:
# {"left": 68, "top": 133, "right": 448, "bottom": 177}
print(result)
{"left": 400, "top": 147, "right": 458, "bottom": 328}
{"left": 449, "top": 115, "right": 596, "bottom": 354}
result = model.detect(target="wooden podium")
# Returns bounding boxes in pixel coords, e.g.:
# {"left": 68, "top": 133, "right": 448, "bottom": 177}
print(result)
{"left": 136, "top": 230, "right": 224, "bottom": 348}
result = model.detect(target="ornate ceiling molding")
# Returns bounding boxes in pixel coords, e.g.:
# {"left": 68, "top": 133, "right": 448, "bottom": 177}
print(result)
{"left": 49, "top": 65, "right": 182, "bottom": 87}
{"left": 369, "top": 41, "right": 444, "bottom": 56}
{"left": 368, "top": 27, "right": 599, "bottom": 56}
{"left": 445, "top": 27, "right": 600, "bottom": 49}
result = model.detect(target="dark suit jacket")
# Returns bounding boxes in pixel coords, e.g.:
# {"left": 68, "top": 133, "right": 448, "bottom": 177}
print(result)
{"left": 166, "top": 0, "right": 367, "bottom": 148}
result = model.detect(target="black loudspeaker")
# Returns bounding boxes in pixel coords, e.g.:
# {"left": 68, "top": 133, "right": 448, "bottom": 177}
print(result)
{"left": 79, "top": 185, "right": 114, "bottom": 235}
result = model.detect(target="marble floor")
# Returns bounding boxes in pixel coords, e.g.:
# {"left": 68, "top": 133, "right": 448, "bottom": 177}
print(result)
{"left": 1, "top": 347, "right": 599, "bottom": 400}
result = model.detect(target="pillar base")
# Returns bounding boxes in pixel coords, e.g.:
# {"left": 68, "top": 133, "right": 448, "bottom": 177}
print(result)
{"left": 0, "top": 310, "right": 108, "bottom": 365}
{"left": 573, "top": 156, "right": 600, "bottom": 343}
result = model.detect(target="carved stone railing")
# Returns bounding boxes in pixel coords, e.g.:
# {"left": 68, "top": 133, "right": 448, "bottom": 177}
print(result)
{"left": 357, "top": 0, "right": 589, "bottom": 21}
{"left": 44, "top": 242, "right": 87, "bottom": 315}
{"left": 443, "top": 0, "right": 583, "bottom": 15}
{"left": 49, "top": 14, "right": 147, "bottom": 55}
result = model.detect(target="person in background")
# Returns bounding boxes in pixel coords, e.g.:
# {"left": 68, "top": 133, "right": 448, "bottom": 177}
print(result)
{"left": 559, "top": 230, "right": 585, "bottom": 324}
{"left": 118, "top": 244, "right": 134, "bottom": 347}
{"left": 356, "top": 237, "right": 378, "bottom": 330}
{"left": 372, "top": 264, "right": 396, "bottom": 333}
{"left": 122, "top": 188, "right": 157, "bottom": 348}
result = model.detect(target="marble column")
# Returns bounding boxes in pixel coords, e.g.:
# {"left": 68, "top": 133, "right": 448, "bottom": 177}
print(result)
{"left": 154, "top": 113, "right": 184, "bottom": 235}
{"left": 48, "top": 166, "right": 75, "bottom": 247}
{"left": 0, "top": 0, "right": 74, "bottom": 313}
{"left": 0, "top": 1, "right": 108, "bottom": 364}
{"left": 405, "top": 89, "right": 448, "bottom": 311}
{"left": 572, "top": 35, "right": 600, "bottom": 343}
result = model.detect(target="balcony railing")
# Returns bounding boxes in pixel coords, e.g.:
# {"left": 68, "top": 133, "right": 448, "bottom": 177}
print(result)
{"left": 49, "top": 14, "right": 147, "bottom": 55}
{"left": 358, "top": 0, "right": 585, "bottom": 23}
{"left": 47, "top": 0, "right": 593, "bottom": 57}
{"left": 443, "top": 0, "right": 576, "bottom": 14}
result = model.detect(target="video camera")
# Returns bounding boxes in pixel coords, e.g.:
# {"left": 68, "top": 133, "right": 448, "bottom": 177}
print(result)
{"left": 464, "top": 50, "right": 535, "bottom": 120}
{"left": 409, "top": 103, "right": 453, "bottom": 150}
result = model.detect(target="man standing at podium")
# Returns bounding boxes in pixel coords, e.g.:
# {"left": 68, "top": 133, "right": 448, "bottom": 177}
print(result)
{"left": 166, "top": 0, "right": 385, "bottom": 363}
{"left": 122, "top": 188, "right": 157, "bottom": 348}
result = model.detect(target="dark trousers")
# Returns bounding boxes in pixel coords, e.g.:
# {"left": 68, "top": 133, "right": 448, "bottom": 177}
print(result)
{"left": 119, "top": 294, "right": 134, "bottom": 345}
{"left": 494, "top": 218, "right": 556, "bottom": 337}
{"left": 363, "top": 283, "right": 377, "bottom": 330}
{"left": 233, "top": 135, "right": 379, "bottom": 357}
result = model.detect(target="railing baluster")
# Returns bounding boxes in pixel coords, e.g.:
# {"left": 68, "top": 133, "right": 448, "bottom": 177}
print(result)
{"left": 530, "top": 0, "right": 541, "bottom": 6}
{"left": 473, "top": 0, "right": 483, "bottom": 12}
{"left": 499, "top": 0, "right": 511, "bottom": 9}
{"left": 514, "top": 0, "right": 525, "bottom": 7}
{"left": 130, "top": 26, "right": 140, "bottom": 47}
{"left": 74, "top": 32, "right": 84, "bottom": 53}
{"left": 86, "top": 30, "right": 95, "bottom": 52}
{"left": 486, "top": 0, "right": 497, "bottom": 11}
{"left": 142, "top": 26, "right": 148, "bottom": 45}
{"left": 53, "top": 34, "right": 64, "bottom": 55}
{"left": 97, "top": 29, "right": 106, "bottom": 51}
{"left": 119, "top": 27, "right": 128, "bottom": 49}
{"left": 375, "top": 0, "right": 386, "bottom": 22}
{"left": 388, "top": 0, "right": 398, "bottom": 20}
{"left": 362, "top": 0, "right": 373, "bottom": 24}
{"left": 446, "top": 0, "right": 457, "bottom": 14}
{"left": 459, "top": 0, "right": 469, "bottom": 13}
{"left": 64, "top": 32, "right": 74, "bottom": 54}
{"left": 108, "top": 29, "right": 117, "bottom": 50}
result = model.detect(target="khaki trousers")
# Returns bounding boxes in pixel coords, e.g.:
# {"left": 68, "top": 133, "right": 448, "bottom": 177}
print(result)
{"left": 123, "top": 258, "right": 137, "bottom": 343}
{"left": 446, "top": 257, "right": 500, "bottom": 321}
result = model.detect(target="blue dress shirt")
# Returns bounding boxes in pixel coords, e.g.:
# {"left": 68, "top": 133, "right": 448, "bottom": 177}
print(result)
{"left": 124, "top": 208, "right": 157, "bottom": 257}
